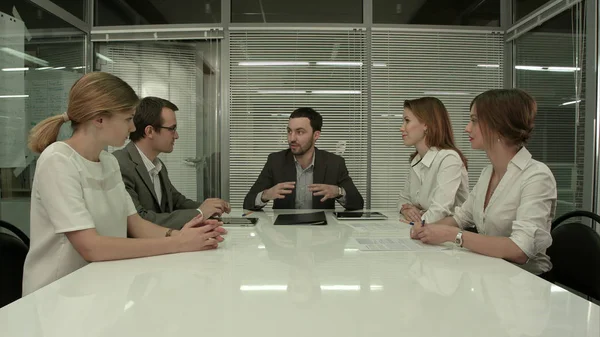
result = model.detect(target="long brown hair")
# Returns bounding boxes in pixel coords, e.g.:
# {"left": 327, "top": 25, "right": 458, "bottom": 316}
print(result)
{"left": 404, "top": 97, "right": 468, "bottom": 169}
{"left": 28, "top": 72, "right": 139, "bottom": 153}
{"left": 470, "top": 89, "right": 536, "bottom": 149}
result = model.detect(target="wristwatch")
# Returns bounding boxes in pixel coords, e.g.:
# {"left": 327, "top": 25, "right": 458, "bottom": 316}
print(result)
{"left": 454, "top": 230, "right": 464, "bottom": 247}
{"left": 336, "top": 186, "right": 345, "bottom": 199}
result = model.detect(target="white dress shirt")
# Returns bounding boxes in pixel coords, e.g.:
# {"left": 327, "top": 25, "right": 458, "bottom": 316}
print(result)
{"left": 135, "top": 145, "right": 163, "bottom": 204}
{"left": 452, "top": 147, "right": 557, "bottom": 275}
{"left": 398, "top": 147, "right": 469, "bottom": 223}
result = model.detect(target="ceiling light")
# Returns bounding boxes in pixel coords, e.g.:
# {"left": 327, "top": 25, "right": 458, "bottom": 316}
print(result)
{"left": 515, "top": 65, "right": 580, "bottom": 72}
{"left": 96, "top": 53, "right": 114, "bottom": 63}
{"left": 238, "top": 61, "right": 309, "bottom": 66}
{"left": 0, "top": 48, "right": 48, "bottom": 66}
{"left": 548, "top": 66, "right": 580, "bottom": 72}
{"left": 515, "top": 65, "right": 544, "bottom": 71}
{"left": 257, "top": 90, "right": 307, "bottom": 94}
{"left": 312, "top": 90, "right": 361, "bottom": 94}
{"left": 315, "top": 61, "right": 363, "bottom": 66}
{"left": 0, "top": 95, "right": 29, "bottom": 98}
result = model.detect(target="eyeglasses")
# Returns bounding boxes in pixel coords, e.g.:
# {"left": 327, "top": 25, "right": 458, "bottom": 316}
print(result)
{"left": 156, "top": 125, "right": 177, "bottom": 133}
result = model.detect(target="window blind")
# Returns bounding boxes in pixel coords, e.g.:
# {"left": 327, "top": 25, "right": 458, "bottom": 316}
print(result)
{"left": 370, "top": 29, "right": 503, "bottom": 208}
{"left": 229, "top": 29, "right": 368, "bottom": 208}
{"left": 98, "top": 42, "right": 198, "bottom": 199}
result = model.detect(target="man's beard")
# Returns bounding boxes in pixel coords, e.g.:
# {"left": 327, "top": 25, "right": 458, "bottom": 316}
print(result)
{"left": 289, "top": 139, "right": 313, "bottom": 155}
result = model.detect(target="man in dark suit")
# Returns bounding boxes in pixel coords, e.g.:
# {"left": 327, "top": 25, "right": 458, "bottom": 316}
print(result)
{"left": 243, "top": 108, "right": 364, "bottom": 211}
{"left": 113, "top": 97, "right": 230, "bottom": 229}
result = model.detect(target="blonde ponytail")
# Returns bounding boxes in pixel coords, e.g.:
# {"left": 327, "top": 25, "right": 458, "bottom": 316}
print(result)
{"left": 28, "top": 114, "right": 68, "bottom": 153}
{"left": 27, "top": 72, "right": 139, "bottom": 154}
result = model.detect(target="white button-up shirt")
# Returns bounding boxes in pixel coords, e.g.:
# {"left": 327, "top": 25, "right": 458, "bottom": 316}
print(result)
{"left": 398, "top": 147, "right": 469, "bottom": 223}
{"left": 453, "top": 147, "right": 557, "bottom": 275}
{"left": 135, "top": 145, "right": 163, "bottom": 204}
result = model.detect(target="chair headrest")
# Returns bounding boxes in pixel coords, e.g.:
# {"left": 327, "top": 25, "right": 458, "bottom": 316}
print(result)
{"left": 0, "top": 232, "right": 28, "bottom": 256}
{"left": 0, "top": 221, "right": 29, "bottom": 247}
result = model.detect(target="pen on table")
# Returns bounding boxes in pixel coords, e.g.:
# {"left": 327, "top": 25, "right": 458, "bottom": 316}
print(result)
{"left": 242, "top": 211, "right": 254, "bottom": 217}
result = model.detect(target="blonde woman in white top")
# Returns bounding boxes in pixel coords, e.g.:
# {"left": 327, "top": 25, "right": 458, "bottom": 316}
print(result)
{"left": 23, "top": 72, "right": 226, "bottom": 295}
{"left": 411, "top": 89, "right": 557, "bottom": 275}
{"left": 399, "top": 97, "right": 469, "bottom": 224}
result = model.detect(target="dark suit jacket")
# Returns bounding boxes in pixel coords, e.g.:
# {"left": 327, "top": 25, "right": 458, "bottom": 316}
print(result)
{"left": 112, "top": 142, "right": 200, "bottom": 229}
{"left": 243, "top": 148, "right": 364, "bottom": 211}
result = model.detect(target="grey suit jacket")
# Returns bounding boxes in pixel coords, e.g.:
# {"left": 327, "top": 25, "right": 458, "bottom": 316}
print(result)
{"left": 112, "top": 142, "right": 200, "bottom": 229}
{"left": 243, "top": 148, "right": 364, "bottom": 211}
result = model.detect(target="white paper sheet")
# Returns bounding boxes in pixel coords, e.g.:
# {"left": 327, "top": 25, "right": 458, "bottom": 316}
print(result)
{"left": 347, "top": 223, "right": 403, "bottom": 232}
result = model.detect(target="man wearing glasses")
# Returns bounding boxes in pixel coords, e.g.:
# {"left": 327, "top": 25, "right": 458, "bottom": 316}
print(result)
{"left": 113, "top": 97, "right": 230, "bottom": 230}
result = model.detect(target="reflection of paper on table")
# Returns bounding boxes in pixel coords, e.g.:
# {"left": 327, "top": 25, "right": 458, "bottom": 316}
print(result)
{"left": 355, "top": 238, "right": 446, "bottom": 251}
{"left": 347, "top": 223, "right": 401, "bottom": 232}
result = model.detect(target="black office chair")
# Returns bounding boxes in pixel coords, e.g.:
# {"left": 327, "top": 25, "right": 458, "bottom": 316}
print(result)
{"left": 0, "top": 220, "right": 29, "bottom": 308}
{"left": 546, "top": 210, "right": 600, "bottom": 301}
{"left": 551, "top": 210, "right": 599, "bottom": 231}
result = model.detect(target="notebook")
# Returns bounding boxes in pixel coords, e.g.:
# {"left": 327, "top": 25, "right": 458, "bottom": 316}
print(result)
{"left": 273, "top": 211, "right": 328, "bottom": 226}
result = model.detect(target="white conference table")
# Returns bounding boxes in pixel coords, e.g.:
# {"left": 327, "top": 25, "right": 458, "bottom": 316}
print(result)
{"left": 1, "top": 209, "right": 598, "bottom": 337}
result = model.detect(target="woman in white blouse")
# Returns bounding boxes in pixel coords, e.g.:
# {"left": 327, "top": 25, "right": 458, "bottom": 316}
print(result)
{"left": 411, "top": 89, "right": 557, "bottom": 275}
{"left": 398, "top": 97, "right": 469, "bottom": 223}
{"left": 23, "top": 72, "right": 226, "bottom": 295}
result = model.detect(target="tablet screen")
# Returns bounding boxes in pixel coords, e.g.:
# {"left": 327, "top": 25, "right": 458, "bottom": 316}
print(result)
{"left": 219, "top": 217, "right": 258, "bottom": 226}
{"left": 335, "top": 212, "right": 386, "bottom": 219}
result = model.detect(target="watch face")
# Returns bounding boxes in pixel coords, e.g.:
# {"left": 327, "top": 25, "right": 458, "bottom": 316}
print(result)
{"left": 455, "top": 232, "right": 462, "bottom": 245}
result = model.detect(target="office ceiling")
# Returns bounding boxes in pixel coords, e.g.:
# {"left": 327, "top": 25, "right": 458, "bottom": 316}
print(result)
{"left": 0, "top": 0, "right": 580, "bottom": 32}
{"left": 102, "top": 0, "right": 501, "bottom": 25}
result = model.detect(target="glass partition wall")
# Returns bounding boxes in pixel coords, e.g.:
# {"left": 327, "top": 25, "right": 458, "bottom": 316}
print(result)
{"left": 1, "top": 0, "right": 597, "bottom": 230}
{"left": 0, "top": 1, "right": 86, "bottom": 231}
